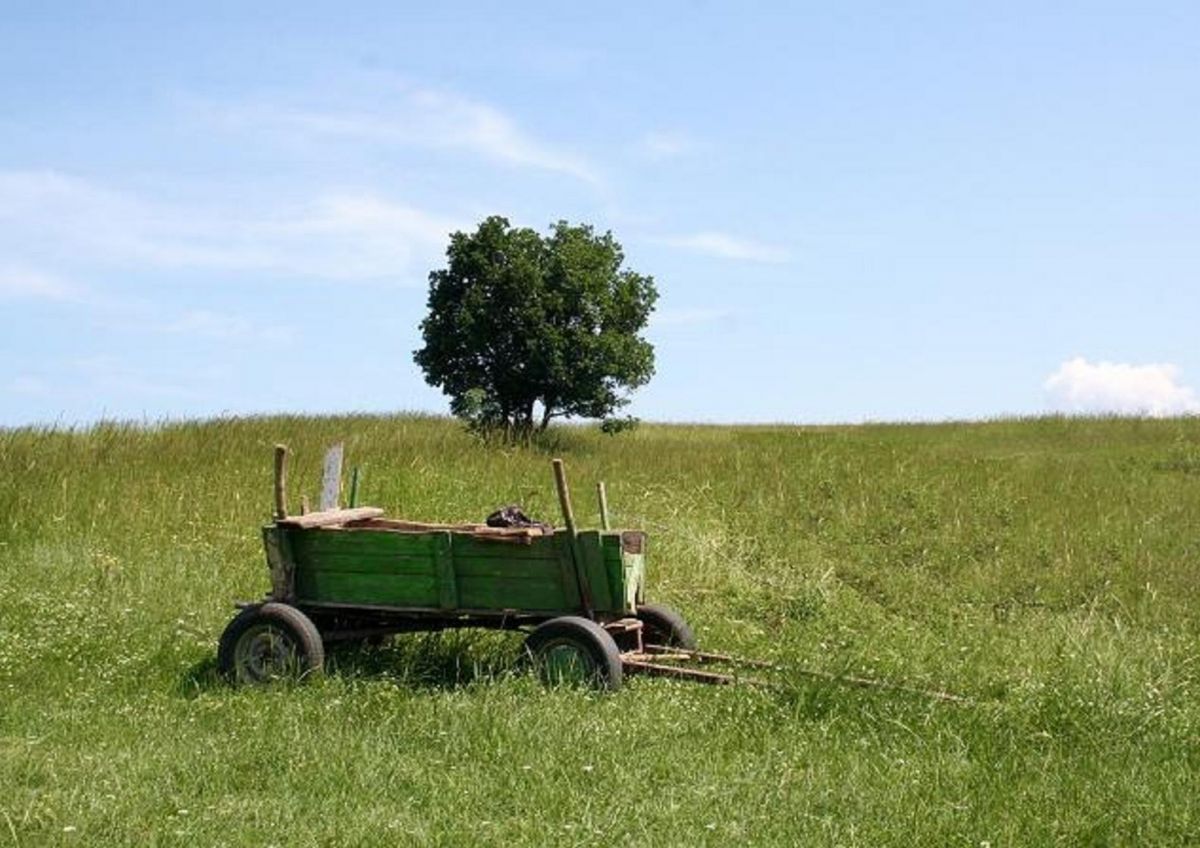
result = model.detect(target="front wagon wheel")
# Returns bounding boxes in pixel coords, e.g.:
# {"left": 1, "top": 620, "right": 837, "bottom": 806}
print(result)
{"left": 523, "top": 617, "right": 623, "bottom": 692}
{"left": 217, "top": 603, "right": 325, "bottom": 685}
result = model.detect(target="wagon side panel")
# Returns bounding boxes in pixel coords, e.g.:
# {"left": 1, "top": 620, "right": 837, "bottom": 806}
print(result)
{"left": 288, "top": 528, "right": 441, "bottom": 608}
{"left": 577, "top": 530, "right": 617, "bottom": 613}
{"left": 450, "top": 534, "right": 577, "bottom": 612}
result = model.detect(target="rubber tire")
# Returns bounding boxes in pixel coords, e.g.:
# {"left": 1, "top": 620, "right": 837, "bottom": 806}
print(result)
{"left": 637, "top": 603, "right": 698, "bottom": 650}
{"left": 217, "top": 602, "right": 325, "bottom": 685}
{"left": 523, "top": 616, "right": 623, "bottom": 692}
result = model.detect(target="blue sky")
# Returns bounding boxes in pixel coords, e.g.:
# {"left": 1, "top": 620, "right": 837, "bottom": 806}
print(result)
{"left": 2, "top": 1, "right": 1199, "bottom": 426}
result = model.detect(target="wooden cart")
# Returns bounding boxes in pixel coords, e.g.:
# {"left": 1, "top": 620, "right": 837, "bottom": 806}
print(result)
{"left": 218, "top": 445, "right": 713, "bottom": 691}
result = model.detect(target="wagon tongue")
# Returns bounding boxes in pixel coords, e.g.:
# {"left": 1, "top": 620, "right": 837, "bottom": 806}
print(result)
{"left": 619, "top": 644, "right": 970, "bottom": 703}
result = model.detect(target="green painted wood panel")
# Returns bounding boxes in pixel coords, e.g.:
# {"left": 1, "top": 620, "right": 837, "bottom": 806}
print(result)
{"left": 294, "top": 570, "right": 440, "bottom": 607}
{"left": 577, "top": 531, "right": 614, "bottom": 612}
{"left": 289, "top": 527, "right": 439, "bottom": 606}
{"left": 448, "top": 535, "right": 560, "bottom": 560}
{"left": 289, "top": 553, "right": 436, "bottom": 576}
{"left": 289, "top": 528, "right": 438, "bottom": 559}
{"left": 454, "top": 557, "right": 564, "bottom": 580}
{"left": 455, "top": 576, "right": 570, "bottom": 611}
{"left": 282, "top": 526, "right": 637, "bottom": 614}
{"left": 433, "top": 532, "right": 456, "bottom": 609}
{"left": 554, "top": 536, "right": 583, "bottom": 614}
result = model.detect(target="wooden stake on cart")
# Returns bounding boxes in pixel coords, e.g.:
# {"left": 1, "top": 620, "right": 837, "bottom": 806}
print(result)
{"left": 552, "top": 459, "right": 576, "bottom": 534}
{"left": 273, "top": 444, "right": 289, "bottom": 520}
{"left": 597, "top": 481, "right": 611, "bottom": 531}
{"left": 552, "top": 458, "right": 593, "bottom": 618}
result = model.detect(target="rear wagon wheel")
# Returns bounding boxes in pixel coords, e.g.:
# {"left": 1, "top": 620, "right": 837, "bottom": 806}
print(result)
{"left": 637, "top": 603, "right": 698, "bottom": 650}
{"left": 523, "top": 616, "right": 623, "bottom": 692}
{"left": 217, "top": 603, "right": 325, "bottom": 685}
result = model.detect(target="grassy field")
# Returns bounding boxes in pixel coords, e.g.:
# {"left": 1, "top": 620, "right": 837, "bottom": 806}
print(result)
{"left": 2, "top": 414, "right": 1200, "bottom": 846}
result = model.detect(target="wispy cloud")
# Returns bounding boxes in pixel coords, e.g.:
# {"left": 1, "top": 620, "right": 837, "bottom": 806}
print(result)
{"left": 0, "top": 263, "right": 78, "bottom": 300}
{"left": 8, "top": 375, "right": 53, "bottom": 397}
{"left": 1044, "top": 357, "right": 1200, "bottom": 417}
{"left": 636, "top": 130, "right": 695, "bottom": 160}
{"left": 652, "top": 307, "right": 736, "bottom": 327}
{"left": 654, "top": 231, "right": 790, "bottom": 263}
{"left": 211, "top": 83, "right": 601, "bottom": 184}
{"left": 159, "top": 309, "right": 293, "bottom": 344}
{"left": 0, "top": 170, "right": 463, "bottom": 282}
{"left": 7, "top": 357, "right": 201, "bottom": 408}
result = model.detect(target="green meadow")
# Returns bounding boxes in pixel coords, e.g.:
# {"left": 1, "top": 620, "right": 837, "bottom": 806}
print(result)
{"left": 2, "top": 414, "right": 1199, "bottom": 845}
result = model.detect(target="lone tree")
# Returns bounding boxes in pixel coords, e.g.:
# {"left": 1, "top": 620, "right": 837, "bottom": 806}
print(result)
{"left": 414, "top": 216, "right": 658, "bottom": 439}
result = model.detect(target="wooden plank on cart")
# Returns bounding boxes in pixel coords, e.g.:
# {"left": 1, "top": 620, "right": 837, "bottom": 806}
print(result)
{"left": 277, "top": 506, "right": 384, "bottom": 529}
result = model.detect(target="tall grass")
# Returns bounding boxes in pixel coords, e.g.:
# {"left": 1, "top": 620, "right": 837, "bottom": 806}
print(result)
{"left": 2, "top": 414, "right": 1199, "bottom": 845}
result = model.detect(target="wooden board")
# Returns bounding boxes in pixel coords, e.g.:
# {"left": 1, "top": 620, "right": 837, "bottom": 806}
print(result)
{"left": 277, "top": 507, "right": 385, "bottom": 529}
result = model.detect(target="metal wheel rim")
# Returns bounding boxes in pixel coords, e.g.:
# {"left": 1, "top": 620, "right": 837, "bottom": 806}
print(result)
{"left": 537, "top": 637, "right": 598, "bottom": 685}
{"left": 234, "top": 623, "right": 301, "bottom": 683}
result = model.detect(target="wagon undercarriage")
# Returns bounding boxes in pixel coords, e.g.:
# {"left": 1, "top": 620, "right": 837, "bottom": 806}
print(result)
{"left": 231, "top": 597, "right": 767, "bottom": 687}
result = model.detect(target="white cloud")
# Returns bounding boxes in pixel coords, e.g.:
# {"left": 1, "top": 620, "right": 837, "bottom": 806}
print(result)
{"left": 8, "top": 375, "right": 52, "bottom": 396}
{"left": 655, "top": 231, "right": 790, "bottom": 263}
{"left": 637, "top": 130, "right": 694, "bottom": 160}
{"left": 6, "top": 358, "right": 200, "bottom": 408}
{"left": 212, "top": 83, "right": 600, "bottom": 184}
{"left": 73, "top": 355, "right": 199, "bottom": 400}
{"left": 652, "top": 307, "right": 735, "bottom": 327}
{"left": 1044, "top": 357, "right": 1200, "bottom": 417}
{"left": 0, "top": 170, "right": 462, "bottom": 282}
{"left": 160, "top": 309, "right": 293, "bottom": 344}
{"left": 0, "top": 264, "right": 77, "bottom": 300}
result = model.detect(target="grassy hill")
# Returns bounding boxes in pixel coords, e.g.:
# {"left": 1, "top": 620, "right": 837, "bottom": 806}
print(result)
{"left": 2, "top": 414, "right": 1199, "bottom": 845}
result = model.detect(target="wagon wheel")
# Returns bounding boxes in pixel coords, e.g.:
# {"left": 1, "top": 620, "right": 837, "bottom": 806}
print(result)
{"left": 217, "top": 603, "right": 325, "bottom": 685}
{"left": 523, "top": 616, "right": 623, "bottom": 691}
{"left": 636, "top": 603, "right": 698, "bottom": 650}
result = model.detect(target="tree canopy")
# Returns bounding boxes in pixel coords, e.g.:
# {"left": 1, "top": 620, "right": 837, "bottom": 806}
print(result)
{"left": 414, "top": 216, "right": 658, "bottom": 439}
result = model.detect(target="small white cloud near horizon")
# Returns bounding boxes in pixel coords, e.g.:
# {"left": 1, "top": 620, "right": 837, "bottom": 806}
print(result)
{"left": 654, "top": 231, "right": 790, "bottom": 263}
{"left": 1044, "top": 357, "right": 1200, "bottom": 417}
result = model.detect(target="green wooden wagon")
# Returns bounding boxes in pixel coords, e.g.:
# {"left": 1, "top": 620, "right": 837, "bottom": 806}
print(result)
{"left": 218, "top": 445, "right": 712, "bottom": 691}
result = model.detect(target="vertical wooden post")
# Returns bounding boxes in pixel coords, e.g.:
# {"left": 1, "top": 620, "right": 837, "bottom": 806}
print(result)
{"left": 320, "top": 442, "right": 344, "bottom": 511}
{"left": 552, "top": 459, "right": 576, "bottom": 534}
{"left": 348, "top": 466, "right": 361, "bottom": 509}
{"left": 553, "top": 458, "right": 593, "bottom": 618}
{"left": 597, "top": 481, "right": 611, "bottom": 531}
{"left": 273, "top": 444, "right": 289, "bottom": 521}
